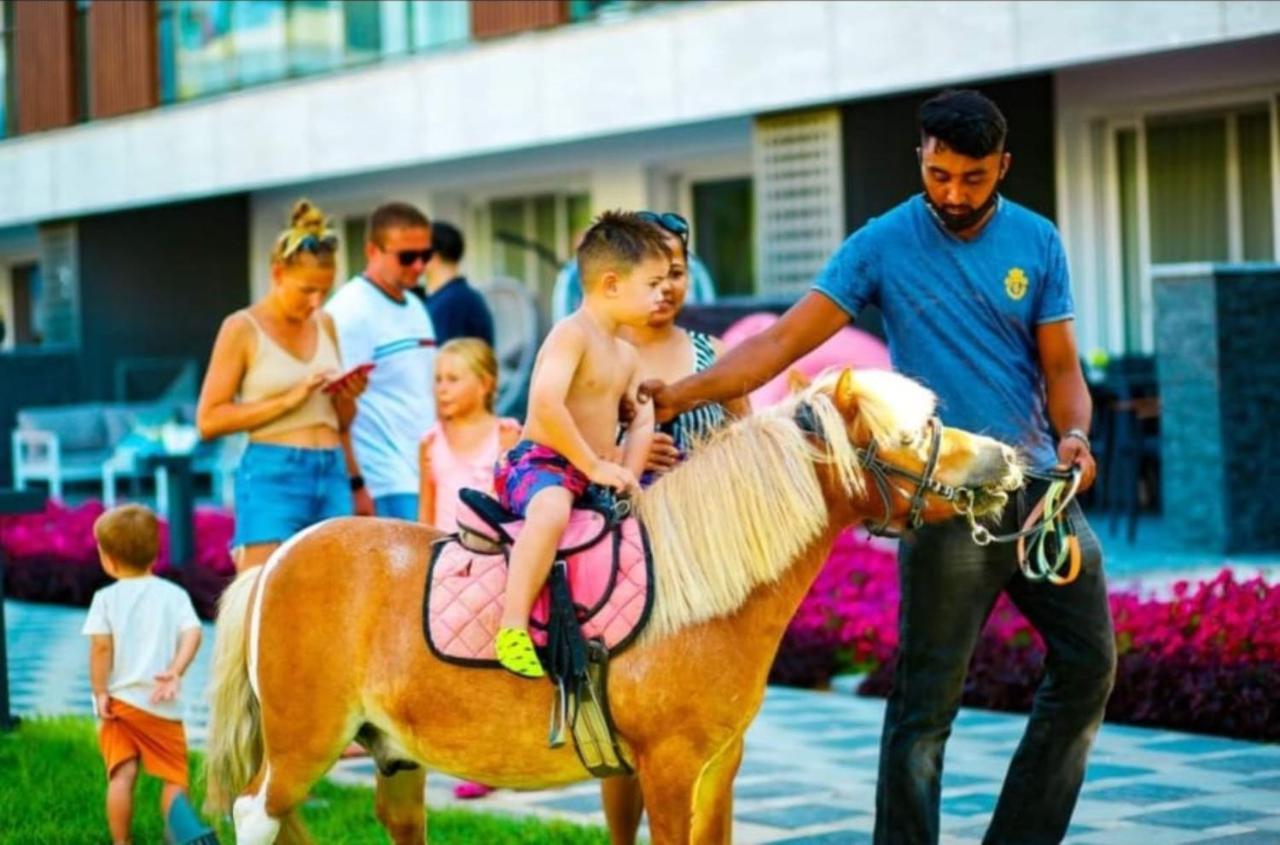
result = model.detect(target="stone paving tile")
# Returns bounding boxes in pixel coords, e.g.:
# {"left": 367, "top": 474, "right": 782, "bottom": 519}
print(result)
{"left": 8, "top": 597, "right": 1280, "bottom": 845}
{"left": 770, "top": 831, "right": 873, "bottom": 844}
{"left": 1132, "top": 806, "right": 1271, "bottom": 830}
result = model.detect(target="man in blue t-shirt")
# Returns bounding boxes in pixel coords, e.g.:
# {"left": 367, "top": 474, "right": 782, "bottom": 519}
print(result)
{"left": 420, "top": 221, "right": 495, "bottom": 347}
{"left": 644, "top": 90, "right": 1113, "bottom": 845}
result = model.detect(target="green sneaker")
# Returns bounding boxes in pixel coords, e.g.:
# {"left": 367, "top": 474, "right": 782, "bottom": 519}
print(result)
{"left": 496, "top": 628, "right": 546, "bottom": 679}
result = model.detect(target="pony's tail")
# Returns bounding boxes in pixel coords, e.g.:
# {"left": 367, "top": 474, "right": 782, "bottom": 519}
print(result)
{"left": 203, "top": 568, "right": 264, "bottom": 815}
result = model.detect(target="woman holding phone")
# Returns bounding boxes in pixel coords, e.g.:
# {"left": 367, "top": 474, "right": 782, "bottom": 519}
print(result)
{"left": 197, "top": 200, "right": 368, "bottom": 571}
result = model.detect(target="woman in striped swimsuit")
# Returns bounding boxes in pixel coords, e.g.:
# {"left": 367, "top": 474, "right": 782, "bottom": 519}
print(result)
{"left": 625, "top": 212, "right": 751, "bottom": 483}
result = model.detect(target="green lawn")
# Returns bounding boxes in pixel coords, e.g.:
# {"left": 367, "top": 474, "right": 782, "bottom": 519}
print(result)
{"left": 0, "top": 717, "right": 612, "bottom": 844}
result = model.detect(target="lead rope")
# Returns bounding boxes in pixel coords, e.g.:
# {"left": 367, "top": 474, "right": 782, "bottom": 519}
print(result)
{"left": 965, "top": 467, "right": 1083, "bottom": 586}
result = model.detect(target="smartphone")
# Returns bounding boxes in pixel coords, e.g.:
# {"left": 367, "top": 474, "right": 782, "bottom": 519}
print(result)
{"left": 323, "top": 362, "right": 375, "bottom": 394}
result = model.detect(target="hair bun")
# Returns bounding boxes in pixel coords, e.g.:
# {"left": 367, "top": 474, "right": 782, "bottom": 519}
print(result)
{"left": 289, "top": 199, "right": 327, "bottom": 235}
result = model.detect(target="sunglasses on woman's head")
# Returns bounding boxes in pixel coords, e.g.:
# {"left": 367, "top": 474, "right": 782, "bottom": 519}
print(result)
{"left": 637, "top": 211, "right": 690, "bottom": 249}
{"left": 280, "top": 231, "right": 338, "bottom": 260}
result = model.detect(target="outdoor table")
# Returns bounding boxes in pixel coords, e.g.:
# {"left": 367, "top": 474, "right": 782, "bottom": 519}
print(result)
{"left": 1, "top": 488, "right": 46, "bottom": 731}
{"left": 140, "top": 452, "right": 197, "bottom": 567}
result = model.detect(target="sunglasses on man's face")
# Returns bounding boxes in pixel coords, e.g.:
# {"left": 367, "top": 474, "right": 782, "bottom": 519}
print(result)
{"left": 387, "top": 247, "right": 434, "bottom": 267}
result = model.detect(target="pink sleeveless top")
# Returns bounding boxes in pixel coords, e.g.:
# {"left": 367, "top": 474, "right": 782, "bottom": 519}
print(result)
{"left": 424, "top": 420, "right": 509, "bottom": 533}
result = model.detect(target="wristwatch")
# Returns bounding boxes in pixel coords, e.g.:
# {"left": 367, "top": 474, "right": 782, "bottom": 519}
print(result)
{"left": 349, "top": 474, "right": 366, "bottom": 492}
{"left": 1062, "top": 428, "right": 1091, "bottom": 453}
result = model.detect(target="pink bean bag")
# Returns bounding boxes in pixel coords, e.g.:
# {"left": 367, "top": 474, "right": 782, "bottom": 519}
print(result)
{"left": 721, "top": 312, "right": 892, "bottom": 410}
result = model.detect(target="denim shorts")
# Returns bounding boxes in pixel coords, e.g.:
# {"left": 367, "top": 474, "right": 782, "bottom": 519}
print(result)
{"left": 232, "top": 443, "right": 352, "bottom": 548}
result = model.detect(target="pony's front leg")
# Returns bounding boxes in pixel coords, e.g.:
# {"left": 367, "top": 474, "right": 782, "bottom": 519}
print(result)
{"left": 375, "top": 766, "right": 427, "bottom": 844}
{"left": 602, "top": 774, "right": 645, "bottom": 844}
{"left": 692, "top": 737, "right": 744, "bottom": 845}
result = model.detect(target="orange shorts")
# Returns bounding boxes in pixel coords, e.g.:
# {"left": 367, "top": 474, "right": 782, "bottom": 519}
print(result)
{"left": 98, "top": 698, "right": 189, "bottom": 788}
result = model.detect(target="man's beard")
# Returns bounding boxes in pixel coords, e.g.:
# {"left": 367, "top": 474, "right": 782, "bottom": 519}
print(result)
{"left": 925, "top": 186, "right": 1000, "bottom": 232}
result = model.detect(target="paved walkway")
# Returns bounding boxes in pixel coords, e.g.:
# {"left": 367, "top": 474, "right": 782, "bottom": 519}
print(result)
{"left": 5, "top": 599, "right": 1279, "bottom": 844}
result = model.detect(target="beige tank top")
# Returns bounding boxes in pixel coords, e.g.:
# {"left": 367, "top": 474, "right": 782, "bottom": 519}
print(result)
{"left": 239, "top": 311, "right": 342, "bottom": 439}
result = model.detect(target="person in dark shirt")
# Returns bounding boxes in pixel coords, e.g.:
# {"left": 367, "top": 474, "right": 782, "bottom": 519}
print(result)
{"left": 421, "top": 221, "right": 496, "bottom": 346}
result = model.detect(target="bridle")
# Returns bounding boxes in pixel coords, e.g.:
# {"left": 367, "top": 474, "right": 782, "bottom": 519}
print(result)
{"left": 795, "top": 402, "right": 1083, "bottom": 584}
{"left": 793, "top": 403, "right": 974, "bottom": 538}
{"left": 856, "top": 416, "right": 970, "bottom": 538}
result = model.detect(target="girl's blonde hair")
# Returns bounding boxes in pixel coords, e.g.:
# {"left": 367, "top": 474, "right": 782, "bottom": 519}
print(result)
{"left": 439, "top": 337, "right": 499, "bottom": 412}
{"left": 271, "top": 199, "right": 337, "bottom": 267}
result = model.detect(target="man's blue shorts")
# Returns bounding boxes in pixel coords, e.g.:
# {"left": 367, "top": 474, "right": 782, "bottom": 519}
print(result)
{"left": 232, "top": 443, "right": 352, "bottom": 548}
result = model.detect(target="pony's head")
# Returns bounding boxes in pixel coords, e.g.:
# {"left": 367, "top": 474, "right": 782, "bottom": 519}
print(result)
{"left": 797, "top": 368, "right": 1023, "bottom": 533}
{"left": 636, "top": 367, "right": 1023, "bottom": 640}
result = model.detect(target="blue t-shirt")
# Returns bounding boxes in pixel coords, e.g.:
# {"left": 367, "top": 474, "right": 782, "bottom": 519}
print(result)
{"left": 424, "top": 277, "right": 495, "bottom": 347}
{"left": 814, "top": 195, "right": 1073, "bottom": 469}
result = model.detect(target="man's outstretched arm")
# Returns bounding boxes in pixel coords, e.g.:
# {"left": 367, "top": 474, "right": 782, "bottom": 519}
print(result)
{"left": 642, "top": 291, "right": 851, "bottom": 422}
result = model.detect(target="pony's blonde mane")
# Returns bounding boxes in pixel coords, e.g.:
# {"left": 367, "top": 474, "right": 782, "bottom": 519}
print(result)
{"left": 636, "top": 369, "right": 936, "bottom": 641}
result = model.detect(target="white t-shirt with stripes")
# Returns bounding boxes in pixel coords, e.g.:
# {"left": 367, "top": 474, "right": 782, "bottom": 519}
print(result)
{"left": 325, "top": 276, "right": 437, "bottom": 498}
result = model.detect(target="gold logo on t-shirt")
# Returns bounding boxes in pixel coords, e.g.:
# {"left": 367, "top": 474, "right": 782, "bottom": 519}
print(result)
{"left": 1004, "top": 267, "right": 1028, "bottom": 301}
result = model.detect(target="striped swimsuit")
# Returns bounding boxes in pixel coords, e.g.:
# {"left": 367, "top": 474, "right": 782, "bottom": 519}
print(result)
{"left": 662, "top": 330, "right": 728, "bottom": 454}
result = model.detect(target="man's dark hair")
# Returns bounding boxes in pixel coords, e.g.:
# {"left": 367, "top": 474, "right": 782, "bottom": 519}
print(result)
{"left": 431, "top": 221, "right": 465, "bottom": 263}
{"left": 367, "top": 201, "right": 429, "bottom": 246}
{"left": 918, "top": 89, "right": 1007, "bottom": 159}
{"left": 577, "top": 210, "right": 671, "bottom": 290}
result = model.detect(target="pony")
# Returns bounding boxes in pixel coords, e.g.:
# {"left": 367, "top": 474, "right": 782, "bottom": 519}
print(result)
{"left": 204, "top": 368, "right": 1023, "bottom": 844}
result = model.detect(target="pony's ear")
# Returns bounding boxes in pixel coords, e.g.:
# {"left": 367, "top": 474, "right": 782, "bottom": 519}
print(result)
{"left": 834, "top": 368, "right": 860, "bottom": 419}
{"left": 786, "top": 368, "right": 811, "bottom": 394}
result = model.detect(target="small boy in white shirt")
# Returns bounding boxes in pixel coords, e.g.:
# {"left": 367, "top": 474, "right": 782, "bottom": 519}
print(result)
{"left": 82, "top": 504, "right": 210, "bottom": 845}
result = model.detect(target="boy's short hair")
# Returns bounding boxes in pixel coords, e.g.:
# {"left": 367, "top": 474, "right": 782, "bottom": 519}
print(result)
{"left": 367, "top": 201, "right": 430, "bottom": 247}
{"left": 577, "top": 210, "right": 671, "bottom": 291}
{"left": 430, "top": 221, "right": 465, "bottom": 263}
{"left": 93, "top": 504, "right": 159, "bottom": 571}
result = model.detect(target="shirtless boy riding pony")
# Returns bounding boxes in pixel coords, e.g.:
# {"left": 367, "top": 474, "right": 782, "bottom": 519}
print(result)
{"left": 493, "top": 211, "right": 671, "bottom": 677}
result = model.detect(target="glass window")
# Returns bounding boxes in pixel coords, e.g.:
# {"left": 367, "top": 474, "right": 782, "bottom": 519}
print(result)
{"left": 74, "top": 0, "right": 90, "bottom": 121}
{"left": 565, "top": 193, "right": 592, "bottom": 246}
{"left": 1115, "top": 129, "right": 1144, "bottom": 352}
{"left": 343, "top": 0, "right": 381, "bottom": 66}
{"left": 232, "top": 0, "right": 288, "bottom": 86}
{"left": 174, "top": 0, "right": 236, "bottom": 99}
{"left": 1238, "top": 108, "right": 1275, "bottom": 262}
{"left": 343, "top": 215, "right": 367, "bottom": 281}
{"left": 157, "top": 1, "right": 177, "bottom": 104}
{"left": 408, "top": 0, "right": 468, "bottom": 51}
{"left": 1146, "top": 114, "right": 1229, "bottom": 264}
{"left": 287, "top": 0, "right": 343, "bottom": 77}
{"left": 0, "top": 1, "right": 12, "bottom": 138}
{"left": 692, "top": 177, "right": 755, "bottom": 296}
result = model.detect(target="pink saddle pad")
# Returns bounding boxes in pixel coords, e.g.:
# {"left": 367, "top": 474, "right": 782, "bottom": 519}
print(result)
{"left": 424, "top": 511, "right": 653, "bottom": 666}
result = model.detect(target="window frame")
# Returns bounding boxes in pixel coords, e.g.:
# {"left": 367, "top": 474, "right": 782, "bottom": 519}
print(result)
{"left": 1093, "top": 89, "right": 1280, "bottom": 353}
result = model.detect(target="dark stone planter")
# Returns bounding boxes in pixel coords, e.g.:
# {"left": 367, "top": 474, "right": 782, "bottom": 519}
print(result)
{"left": 1154, "top": 264, "right": 1280, "bottom": 553}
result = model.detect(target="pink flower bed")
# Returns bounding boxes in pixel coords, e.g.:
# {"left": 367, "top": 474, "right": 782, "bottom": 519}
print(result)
{"left": 771, "top": 529, "right": 1280, "bottom": 740}
{"left": 1, "top": 501, "right": 236, "bottom": 618}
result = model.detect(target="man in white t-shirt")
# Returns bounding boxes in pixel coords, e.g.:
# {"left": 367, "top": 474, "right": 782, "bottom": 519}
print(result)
{"left": 82, "top": 504, "right": 210, "bottom": 845}
{"left": 326, "top": 201, "right": 437, "bottom": 520}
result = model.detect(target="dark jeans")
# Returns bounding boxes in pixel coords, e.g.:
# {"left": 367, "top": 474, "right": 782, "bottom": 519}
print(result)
{"left": 873, "top": 490, "right": 1116, "bottom": 845}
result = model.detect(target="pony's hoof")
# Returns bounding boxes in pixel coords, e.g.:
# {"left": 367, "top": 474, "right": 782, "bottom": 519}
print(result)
{"left": 232, "top": 793, "right": 280, "bottom": 845}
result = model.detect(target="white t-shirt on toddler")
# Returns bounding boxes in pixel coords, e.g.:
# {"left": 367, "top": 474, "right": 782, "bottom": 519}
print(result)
{"left": 82, "top": 575, "right": 202, "bottom": 721}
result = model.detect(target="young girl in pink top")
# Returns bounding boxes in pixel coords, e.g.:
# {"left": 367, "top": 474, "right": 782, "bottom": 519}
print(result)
{"left": 419, "top": 338, "right": 522, "bottom": 531}
{"left": 418, "top": 338, "right": 519, "bottom": 800}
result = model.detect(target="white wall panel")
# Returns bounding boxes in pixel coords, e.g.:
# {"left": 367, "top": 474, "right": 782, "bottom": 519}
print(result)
{"left": 1, "top": 0, "right": 1276, "bottom": 229}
